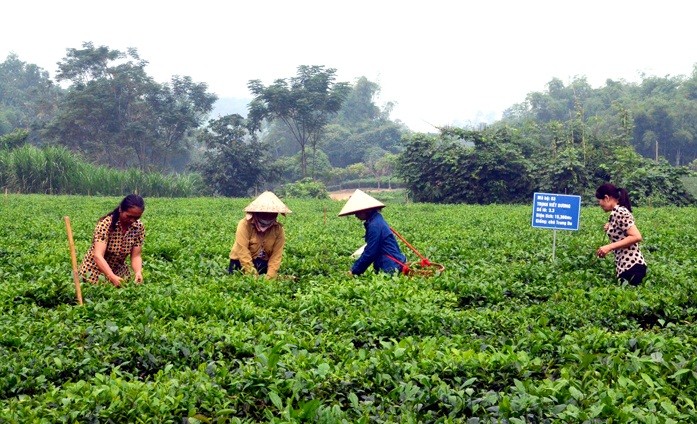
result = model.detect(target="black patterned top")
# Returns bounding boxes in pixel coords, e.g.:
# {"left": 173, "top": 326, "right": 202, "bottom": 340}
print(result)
{"left": 606, "top": 205, "right": 646, "bottom": 276}
{"left": 79, "top": 215, "right": 145, "bottom": 283}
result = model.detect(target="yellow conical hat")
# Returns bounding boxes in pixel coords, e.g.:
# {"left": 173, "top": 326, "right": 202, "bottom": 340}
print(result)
{"left": 338, "top": 189, "right": 385, "bottom": 216}
{"left": 244, "top": 191, "right": 292, "bottom": 214}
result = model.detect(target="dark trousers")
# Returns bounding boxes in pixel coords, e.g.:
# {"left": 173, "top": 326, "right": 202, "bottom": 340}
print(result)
{"left": 619, "top": 263, "right": 647, "bottom": 286}
{"left": 228, "top": 259, "right": 268, "bottom": 275}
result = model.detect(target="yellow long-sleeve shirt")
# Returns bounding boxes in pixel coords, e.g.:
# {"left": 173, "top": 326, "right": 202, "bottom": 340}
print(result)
{"left": 229, "top": 217, "right": 285, "bottom": 277}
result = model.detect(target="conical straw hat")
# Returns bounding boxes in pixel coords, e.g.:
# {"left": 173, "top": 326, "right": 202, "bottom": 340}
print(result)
{"left": 338, "top": 189, "right": 385, "bottom": 216}
{"left": 244, "top": 191, "right": 292, "bottom": 214}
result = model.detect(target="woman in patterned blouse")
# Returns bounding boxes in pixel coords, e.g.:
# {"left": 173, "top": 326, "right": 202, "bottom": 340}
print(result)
{"left": 595, "top": 183, "right": 647, "bottom": 285}
{"left": 79, "top": 194, "right": 145, "bottom": 287}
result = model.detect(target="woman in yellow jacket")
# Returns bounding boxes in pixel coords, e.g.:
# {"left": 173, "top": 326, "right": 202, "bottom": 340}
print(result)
{"left": 228, "top": 191, "right": 291, "bottom": 278}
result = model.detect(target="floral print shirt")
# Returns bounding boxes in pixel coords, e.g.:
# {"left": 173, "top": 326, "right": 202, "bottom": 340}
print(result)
{"left": 79, "top": 215, "right": 145, "bottom": 283}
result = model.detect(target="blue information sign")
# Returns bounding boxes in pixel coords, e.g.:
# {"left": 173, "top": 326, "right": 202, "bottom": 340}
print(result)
{"left": 531, "top": 192, "right": 581, "bottom": 231}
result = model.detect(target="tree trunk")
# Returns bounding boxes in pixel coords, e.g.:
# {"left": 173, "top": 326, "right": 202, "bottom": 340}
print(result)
{"left": 300, "top": 148, "right": 307, "bottom": 178}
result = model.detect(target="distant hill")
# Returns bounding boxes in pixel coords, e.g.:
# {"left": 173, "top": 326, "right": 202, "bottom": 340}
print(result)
{"left": 209, "top": 97, "right": 250, "bottom": 119}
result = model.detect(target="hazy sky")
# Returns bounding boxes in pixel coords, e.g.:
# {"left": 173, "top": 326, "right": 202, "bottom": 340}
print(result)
{"left": 2, "top": 0, "right": 695, "bottom": 132}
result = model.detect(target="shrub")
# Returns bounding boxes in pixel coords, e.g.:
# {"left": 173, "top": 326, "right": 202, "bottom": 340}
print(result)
{"left": 279, "top": 178, "right": 329, "bottom": 199}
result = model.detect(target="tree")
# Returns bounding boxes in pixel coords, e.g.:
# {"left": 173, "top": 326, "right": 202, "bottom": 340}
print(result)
{"left": 327, "top": 76, "right": 406, "bottom": 167}
{"left": 602, "top": 147, "right": 695, "bottom": 206}
{"left": 335, "top": 76, "right": 380, "bottom": 126}
{"left": 0, "top": 53, "right": 61, "bottom": 140}
{"left": 458, "top": 128, "right": 534, "bottom": 204}
{"left": 632, "top": 97, "right": 697, "bottom": 166}
{"left": 247, "top": 65, "right": 350, "bottom": 178}
{"left": 151, "top": 75, "right": 217, "bottom": 168}
{"left": 399, "top": 128, "right": 533, "bottom": 204}
{"left": 540, "top": 146, "right": 589, "bottom": 194}
{"left": 45, "top": 42, "right": 215, "bottom": 170}
{"left": 397, "top": 133, "right": 460, "bottom": 202}
{"left": 320, "top": 123, "right": 357, "bottom": 167}
{"left": 363, "top": 149, "right": 398, "bottom": 189}
{"left": 264, "top": 120, "right": 304, "bottom": 158}
{"left": 193, "top": 114, "right": 271, "bottom": 196}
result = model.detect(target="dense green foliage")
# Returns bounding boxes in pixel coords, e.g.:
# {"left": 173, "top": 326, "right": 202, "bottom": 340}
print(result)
{"left": 248, "top": 66, "right": 352, "bottom": 178}
{"left": 0, "top": 54, "right": 60, "bottom": 139}
{"left": 0, "top": 145, "right": 205, "bottom": 197}
{"left": 0, "top": 129, "right": 29, "bottom": 150}
{"left": 320, "top": 77, "right": 405, "bottom": 169}
{"left": 192, "top": 114, "right": 272, "bottom": 197}
{"left": 260, "top": 76, "right": 406, "bottom": 185}
{"left": 397, "top": 127, "right": 696, "bottom": 206}
{"left": 4, "top": 49, "right": 697, "bottom": 199}
{"left": 43, "top": 43, "right": 216, "bottom": 171}
{"left": 502, "top": 71, "right": 697, "bottom": 167}
{"left": 1, "top": 195, "right": 696, "bottom": 421}
{"left": 278, "top": 178, "right": 329, "bottom": 199}
{"left": 0, "top": 50, "right": 405, "bottom": 197}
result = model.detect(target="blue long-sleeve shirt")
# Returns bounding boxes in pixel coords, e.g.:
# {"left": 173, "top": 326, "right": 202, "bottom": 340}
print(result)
{"left": 351, "top": 210, "right": 406, "bottom": 275}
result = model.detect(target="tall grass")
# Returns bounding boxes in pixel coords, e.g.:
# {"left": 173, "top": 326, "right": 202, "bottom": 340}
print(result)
{"left": 0, "top": 145, "right": 207, "bottom": 197}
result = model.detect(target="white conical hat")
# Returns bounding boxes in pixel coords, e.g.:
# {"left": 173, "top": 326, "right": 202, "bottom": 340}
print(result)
{"left": 338, "top": 189, "right": 385, "bottom": 216}
{"left": 244, "top": 191, "right": 292, "bottom": 214}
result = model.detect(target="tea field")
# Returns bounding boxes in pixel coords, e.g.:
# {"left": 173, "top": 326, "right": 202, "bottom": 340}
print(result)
{"left": 1, "top": 194, "right": 697, "bottom": 422}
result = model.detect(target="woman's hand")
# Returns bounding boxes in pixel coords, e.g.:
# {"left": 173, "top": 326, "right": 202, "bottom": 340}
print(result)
{"left": 108, "top": 274, "right": 124, "bottom": 287}
{"left": 603, "top": 223, "right": 610, "bottom": 232}
{"left": 134, "top": 271, "right": 143, "bottom": 284}
{"left": 596, "top": 245, "right": 611, "bottom": 258}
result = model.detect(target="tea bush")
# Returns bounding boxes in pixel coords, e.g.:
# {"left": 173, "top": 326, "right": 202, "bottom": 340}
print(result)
{"left": 1, "top": 194, "right": 696, "bottom": 422}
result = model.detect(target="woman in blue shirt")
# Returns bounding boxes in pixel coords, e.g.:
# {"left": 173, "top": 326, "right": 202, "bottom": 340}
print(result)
{"left": 339, "top": 189, "right": 406, "bottom": 275}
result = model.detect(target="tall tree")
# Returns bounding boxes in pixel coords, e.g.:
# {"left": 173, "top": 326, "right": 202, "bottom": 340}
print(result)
{"left": 151, "top": 75, "right": 217, "bottom": 168}
{"left": 335, "top": 76, "right": 380, "bottom": 126}
{"left": 193, "top": 114, "right": 272, "bottom": 196}
{"left": 247, "top": 65, "right": 350, "bottom": 178}
{"left": 324, "top": 77, "right": 405, "bottom": 167}
{"left": 0, "top": 53, "right": 61, "bottom": 139}
{"left": 45, "top": 42, "right": 215, "bottom": 170}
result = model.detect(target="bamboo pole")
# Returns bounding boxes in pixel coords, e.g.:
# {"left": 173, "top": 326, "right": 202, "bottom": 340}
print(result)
{"left": 64, "top": 216, "right": 83, "bottom": 305}
{"left": 323, "top": 206, "right": 327, "bottom": 225}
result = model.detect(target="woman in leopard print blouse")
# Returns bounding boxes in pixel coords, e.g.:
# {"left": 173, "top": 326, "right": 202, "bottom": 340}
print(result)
{"left": 79, "top": 194, "right": 145, "bottom": 287}
{"left": 595, "top": 183, "right": 647, "bottom": 285}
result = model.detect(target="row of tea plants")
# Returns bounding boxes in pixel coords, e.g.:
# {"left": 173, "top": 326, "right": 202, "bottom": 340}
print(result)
{"left": 1, "top": 194, "right": 696, "bottom": 422}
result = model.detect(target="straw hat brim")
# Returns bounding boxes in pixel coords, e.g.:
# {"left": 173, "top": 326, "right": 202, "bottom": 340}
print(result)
{"left": 338, "top": 189, "right": 386, "bottom": 216}
{"left": 244, "top": 191, "right": 292, "bottom": 214}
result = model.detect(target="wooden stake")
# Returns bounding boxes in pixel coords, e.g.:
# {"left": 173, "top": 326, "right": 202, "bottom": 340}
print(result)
{"left": 64, "top": 216, "right": 83, "bottom": 305}
{"left": 323, "top": 206, "right": 327, "bottom": 225}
